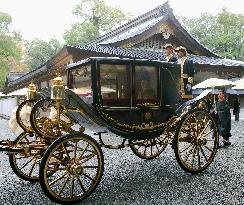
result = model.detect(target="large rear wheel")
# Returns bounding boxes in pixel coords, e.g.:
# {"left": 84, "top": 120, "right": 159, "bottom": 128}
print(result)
{"left": 174, "top": 109, "right": 218, "bottom": 174}
{"left": 39, "top": 133, "right": 104, "bottom": 204}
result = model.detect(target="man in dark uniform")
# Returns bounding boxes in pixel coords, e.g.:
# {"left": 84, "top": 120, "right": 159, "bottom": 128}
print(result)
{"left": 175, "top": 46, "right": 195, "bottom": 99}
{"left": 163, "top": 44, "right": 178, "bottom": 62}
{"left": 216, "top": 89, "right": 231, "bottom": 146}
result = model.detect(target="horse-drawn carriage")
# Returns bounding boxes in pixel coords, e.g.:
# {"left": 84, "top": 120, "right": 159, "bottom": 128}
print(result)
{"left": 0, "top": 57, "right": 218, "bottom": 204}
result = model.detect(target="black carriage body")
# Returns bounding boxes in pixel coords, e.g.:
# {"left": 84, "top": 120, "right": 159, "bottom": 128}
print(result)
{"left": 67, "top": 57, "right": 182, "bottom": 139}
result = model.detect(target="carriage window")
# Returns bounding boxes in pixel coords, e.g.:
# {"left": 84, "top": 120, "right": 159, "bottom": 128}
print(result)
{"left": 100, "top": 64, "right": 130, "bottom": 106}
{"left": 71, "top": 65, "right": 92, "bottom": 103}
{"left": 135, "top": 65, "right": 159, "bottom": 104}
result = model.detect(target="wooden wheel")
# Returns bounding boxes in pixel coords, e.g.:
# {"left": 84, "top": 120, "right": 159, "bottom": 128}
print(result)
{"left": 30, "top": 98, "right": 55, "bottom": 137}
{"left": 16, "top": 99, "right": 36, "bottom": 131}
{"left": 129, "top": 133, "right": 172, "bottom": 160}
{"left": 30, "top": 98, "right": 73, "bottom": 139}
{"left": 9, "top": 132, "right": 43, "bottom": 182}
{"left": 39, "top": 133, "right": 104, "bottom": 204}
{"left": 174, "top": 109, "right": 218, "bottom": 174}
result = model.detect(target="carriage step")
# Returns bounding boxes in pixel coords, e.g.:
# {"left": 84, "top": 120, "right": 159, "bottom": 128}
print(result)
{"left": 94, "top": 131, "right": 108, "bottom": 136}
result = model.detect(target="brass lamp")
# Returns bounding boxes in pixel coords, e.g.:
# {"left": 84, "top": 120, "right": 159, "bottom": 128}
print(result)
{"left": 27, "top": 82, "right": 37, "bottom": 100}
{"left": 51, "top": 76, "right": 65, "bottom": 125}
{"left": 51, "top": 76, "right": 65, "bottom": 100}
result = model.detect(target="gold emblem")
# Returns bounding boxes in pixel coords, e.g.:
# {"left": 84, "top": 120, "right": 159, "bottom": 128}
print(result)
{"left": 145, "top": 112, "right": 152, "bottom": 120}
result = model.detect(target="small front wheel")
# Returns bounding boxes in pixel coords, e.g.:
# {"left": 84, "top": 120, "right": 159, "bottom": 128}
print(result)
{"left": 129, "top": 132, "right": 172, "bottom": 160}
{"left": 174, "top": 109, "right": 218, "bottom": 174}
{"left": 39, "top": 133, "right": 104, "bottom": 204}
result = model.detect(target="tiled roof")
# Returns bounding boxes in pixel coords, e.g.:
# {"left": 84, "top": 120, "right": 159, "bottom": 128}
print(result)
{"left": 90, "top": 1, "right": 171, "bottom": 45}
{"left": 74, "top": 44, "right": 244, "bottom": 67}
{"left": 98, "top": 16, "right": 165, "bottom": 45}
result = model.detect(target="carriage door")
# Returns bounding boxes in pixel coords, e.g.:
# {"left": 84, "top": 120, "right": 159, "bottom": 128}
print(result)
{"left": 133, "top": 65, "right": 168, "bottom": 125}
{"left": 98, "top": 63, "right": 132, "bottom": 126}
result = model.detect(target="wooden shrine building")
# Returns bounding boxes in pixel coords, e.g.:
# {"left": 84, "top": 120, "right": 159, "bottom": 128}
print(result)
{"left": 3, "top": 1, "right": 244, "bottom": 94}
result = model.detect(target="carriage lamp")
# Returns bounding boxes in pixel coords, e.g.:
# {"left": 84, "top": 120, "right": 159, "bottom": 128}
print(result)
{"left": 51, "top": 76, "right": 65, "bottom": 100}
{"left": 27, "top": 82, "right": 37, "bottom": 100}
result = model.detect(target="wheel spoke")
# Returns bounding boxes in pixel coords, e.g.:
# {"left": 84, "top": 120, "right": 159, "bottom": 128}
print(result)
{"left": 191, "top": 146, "right": 197, "bottom": 167}
{"left": 49, "top": 171, "right": 69, "bottom": 186}
{"left": 58, "top": 175, "right": 70, "bottom": 196}
{"left": 184, "top": 145, "right": 195, "bottom": 162}
{"left": 199, "top": 146, "right": 208, "bottom": 162}
{"left": 83, "top": 173, "right": 96, "bottom": 182}
{"left": 201, "top": 129, "right": 214, "bottom": 138}
{"left": 197, "top": 147, "right": 201, "bottom": 168}
{"left": 179, "top": 143, "right": 194, "bottom": 154}
{"left": 70, "top": 177, "right": 75, "bottom": 198}
{"left": 155, "top": 143, "right": 160, "bottom": 152}
{"left": 80, "top": 152, "right": 96, "bottom": 164}
{"left": 28, "top": 163, "right": 35, "bottom": 176}
{"left": 83, "top": 166, "right": 98, "bottom": 169}
{"left": 77, "top": 176, "right": 86, "bottom": 193}
{"left": 200, "top": 120, "right": 211, "bottom": 135}
{"left": 204, "top": 145, "right": 214, "bottom": 153}
{"left": 20, "top": 157, "right": 34, "bottom": 170}
{"left": 77, "top": 143, "right": 89, "bottom": 161}
{"left": 143, "top": 146, "right": 147, "bottom": 156}
{"left": 74, "top": 141, "right": 78, "bottom": 160}
{"left": 47, "top": 167, "right": 66, "bottom": 172}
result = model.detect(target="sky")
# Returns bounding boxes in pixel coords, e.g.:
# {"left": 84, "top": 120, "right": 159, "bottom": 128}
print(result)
{"left": 0, "top": 0, "right": 243, "bottom": 42}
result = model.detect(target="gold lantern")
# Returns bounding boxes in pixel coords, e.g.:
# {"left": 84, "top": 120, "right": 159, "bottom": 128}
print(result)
{"left": 27, "top": 82, "right": 37, "bottom": 100}
{"left": 51, "top": 76, "right": 65, "bottom": 100}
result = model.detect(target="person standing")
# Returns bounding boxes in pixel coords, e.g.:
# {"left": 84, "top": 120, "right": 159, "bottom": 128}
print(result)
{"left": 175, "top": 46, "right": 195, "bottom": 100}
{"left": 163, "top": 44, "right": 177, "bottom": 62}
{"left": 216, "top": 89, "right": 231, "bottom": 146}
{"left": 233, "top": 96, "right": 240, "bottom": 121}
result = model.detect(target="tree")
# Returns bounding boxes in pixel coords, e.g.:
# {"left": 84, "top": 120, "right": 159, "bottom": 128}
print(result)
{"left": 179, "top": 9, "right": 244, "bottom": 61}
{"left": 0, "top": 12, "right": 22, "bottom": 90}
{"left": 63, "top": 0, "right": 132, "bottom": 46}
{"left": 25, "top": 38, "right": 62, "bottom": 70}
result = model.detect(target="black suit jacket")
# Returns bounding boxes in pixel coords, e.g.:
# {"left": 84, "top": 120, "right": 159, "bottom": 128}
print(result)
{"left": 182, "top": 59, "right": 195, "bottom": 95}
{"left": 168, "top": 56, "right": 178, "bottom": 63}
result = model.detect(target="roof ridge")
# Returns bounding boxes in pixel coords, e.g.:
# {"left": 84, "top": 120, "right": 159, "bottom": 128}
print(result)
{"left": 88, "top": 1, "right": 170, "bottom": 45}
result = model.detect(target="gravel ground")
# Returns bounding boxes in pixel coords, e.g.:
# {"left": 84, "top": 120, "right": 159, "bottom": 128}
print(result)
{"left": 0, "top": 118, "right": 244, "bottom": 205}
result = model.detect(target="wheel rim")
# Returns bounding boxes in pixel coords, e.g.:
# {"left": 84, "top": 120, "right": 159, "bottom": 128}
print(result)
{"left": 16, "top": 100, "right": 36, "bottom": 131}
{"left": 177, "top": 111, "right": 218, "bottom": 172}
{"left": 130, "top": 133, "right": 171, "bottom": 159}
{"left": 43, "top": 136, "right": 103, "bottom": 202}
{"left": 11, "top": 132, "right": 42, "bottom": 181}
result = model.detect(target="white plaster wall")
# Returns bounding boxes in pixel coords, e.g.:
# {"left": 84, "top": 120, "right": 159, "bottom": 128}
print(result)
{"left": 0, "top": 97, "right": 18, "bottom": 117}
{"left": 194, "top": 71, "right": 219, "bottom": 84}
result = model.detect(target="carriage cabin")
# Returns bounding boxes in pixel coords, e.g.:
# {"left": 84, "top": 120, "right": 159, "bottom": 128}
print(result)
{"left": 67, "top": 57, "right": 181, "bottom": 107}
{"left": 66, "top": 57, "right": 183, "bottom": 138}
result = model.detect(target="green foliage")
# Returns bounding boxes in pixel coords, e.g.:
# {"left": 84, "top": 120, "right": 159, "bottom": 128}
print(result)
{"left": 64, "top": 0, "right": 131, "bottom": 46}
{"left": 25, "top": 38, "right": 62, "bottom": 70}
{"left": 179, "top": 9, "right": 244, "bottom": 61}
{"left": 63, "top": 22, "right": 99, "bottom": 46}
{"left": 0, "top": 12, "right": 22, "bottom": 90}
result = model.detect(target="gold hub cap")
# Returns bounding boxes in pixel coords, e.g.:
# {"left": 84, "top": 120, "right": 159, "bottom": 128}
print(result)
{"left": 69, "top": 163, "right": 83, "bottom": 176}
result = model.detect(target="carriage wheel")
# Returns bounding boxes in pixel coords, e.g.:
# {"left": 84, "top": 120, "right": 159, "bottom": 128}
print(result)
{"left": 39, "top": 133, "right": 104, "bottom": 204}
{"left": 129, "top": 132, "right": 172, "bottom": 160}
{"left": 16, "top": 99, "right": 36, "bottom": 131}
{"left": 30, "top": 98, "right": 55, "bottom": 137}
{"left": 9, "top": 132, "right": 42, "bottom": 182}
{"left": 174, "top": 109, "right": 218, "bottom": 174}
